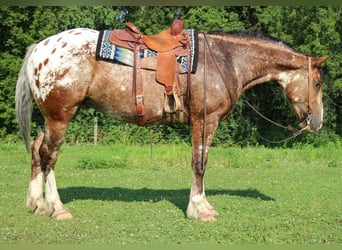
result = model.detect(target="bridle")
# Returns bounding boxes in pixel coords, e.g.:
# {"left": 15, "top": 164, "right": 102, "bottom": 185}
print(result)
{"left": 201, "top": 33, "right": 315, "bottom": 148}
{"left": 306, "top": 56, "right": 313, "bottom": 130}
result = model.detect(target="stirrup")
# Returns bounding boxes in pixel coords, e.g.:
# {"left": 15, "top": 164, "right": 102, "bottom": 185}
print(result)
{"left": 164, "top": 91, "right": 183, "bottom": 114}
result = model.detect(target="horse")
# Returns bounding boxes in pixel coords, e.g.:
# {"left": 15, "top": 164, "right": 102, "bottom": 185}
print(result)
{"left": 15, "top": 27, "right": 328, "bottom": 221}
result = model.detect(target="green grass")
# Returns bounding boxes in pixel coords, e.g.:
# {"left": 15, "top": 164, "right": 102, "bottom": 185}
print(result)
{"left": 0, "top": 143, "right": 341, "bottom": 244}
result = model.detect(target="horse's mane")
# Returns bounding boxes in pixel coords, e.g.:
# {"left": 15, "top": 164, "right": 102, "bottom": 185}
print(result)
{"left": 207, "top": 30, "right": 292, "bottom": 48}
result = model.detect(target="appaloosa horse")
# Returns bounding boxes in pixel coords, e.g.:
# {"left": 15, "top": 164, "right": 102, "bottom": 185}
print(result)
{"left": 15, "top": 28, "right": 328, "bottom": 221}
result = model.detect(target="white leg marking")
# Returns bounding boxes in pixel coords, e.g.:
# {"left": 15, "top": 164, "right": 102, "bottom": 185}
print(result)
{"left": 187, "top": 192, "right": 206, "bottom": 219}
{"left": 187, "top": 189, "right": 218, "bottom": 221}
{"left": 45, "top": 170, "right": 71, "bottom": 218}
{"left": 26, "top": 172, "right": 45, "bottom": 213}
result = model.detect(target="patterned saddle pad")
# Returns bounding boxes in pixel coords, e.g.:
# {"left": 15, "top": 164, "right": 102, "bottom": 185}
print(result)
{"left": 95, "top": 29, "right": 198, "bottom": 74}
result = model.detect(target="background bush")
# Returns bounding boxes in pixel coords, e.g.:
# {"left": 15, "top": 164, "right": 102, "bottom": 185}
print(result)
{"left": 1, "top": 6, "right": 341, "bottom": 147}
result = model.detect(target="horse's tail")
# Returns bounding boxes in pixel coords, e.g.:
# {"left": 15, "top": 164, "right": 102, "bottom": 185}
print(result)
{"left": 15, "top": 44, "right": 36, "bottom": 152}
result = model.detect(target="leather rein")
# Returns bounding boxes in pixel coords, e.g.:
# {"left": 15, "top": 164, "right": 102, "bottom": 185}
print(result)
{"left": 202, "top": 32, "right": 314, "bottom": 146}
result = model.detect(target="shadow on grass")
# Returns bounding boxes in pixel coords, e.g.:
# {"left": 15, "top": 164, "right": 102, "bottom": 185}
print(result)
{"left": 59, "top": 186, "right": 275, "bottom": 214}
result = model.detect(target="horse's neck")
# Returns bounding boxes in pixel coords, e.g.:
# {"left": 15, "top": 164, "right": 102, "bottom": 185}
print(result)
{"left": 208, "top": 34, "right": 306, "bottom": 92}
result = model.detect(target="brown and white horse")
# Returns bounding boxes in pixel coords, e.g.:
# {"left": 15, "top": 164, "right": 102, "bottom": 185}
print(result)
{"left": 15, "top": 28, "right": 328, "bottom": 221}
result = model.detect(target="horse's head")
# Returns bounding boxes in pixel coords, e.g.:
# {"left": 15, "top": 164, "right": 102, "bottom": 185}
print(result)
{"left": 280, "top": 56, "right": 329, "bottom": 132}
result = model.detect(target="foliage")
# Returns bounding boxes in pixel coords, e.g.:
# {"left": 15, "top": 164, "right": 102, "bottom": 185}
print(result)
{"left": 0, "top": 6, "right": 341, "bottom": 147}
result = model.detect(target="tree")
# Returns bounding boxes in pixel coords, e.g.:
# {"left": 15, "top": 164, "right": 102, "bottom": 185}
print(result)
{"left": 0, "top": 6, "right": 340, "bottom": 146}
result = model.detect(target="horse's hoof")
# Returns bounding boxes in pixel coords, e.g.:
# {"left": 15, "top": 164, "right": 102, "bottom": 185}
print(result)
{"left": 34, "top": 206, "right": 47, "bottom": 215}
{"left": 53, "top": 210, "right": 73, "bottom": 220}
{"left": 209, "top": 208, "right": 219, "bottom": 216}
{"left": 199, "top": 214, "right": 216, "bottom": 222}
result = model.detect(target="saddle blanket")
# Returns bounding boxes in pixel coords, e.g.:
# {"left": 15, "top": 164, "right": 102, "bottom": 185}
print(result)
{"left": 95, "top": 29, "right": 198, "bottom": 73}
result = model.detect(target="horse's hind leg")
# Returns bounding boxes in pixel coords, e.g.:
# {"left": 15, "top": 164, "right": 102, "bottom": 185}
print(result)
{"left": 27, "top": 119, "right": 72, "bottom": 219}
{"left": 26, "top": 132, "right": 45, "bottom": 214}
{"left": 40, "top": 120, "right": 72, "bottom": 219}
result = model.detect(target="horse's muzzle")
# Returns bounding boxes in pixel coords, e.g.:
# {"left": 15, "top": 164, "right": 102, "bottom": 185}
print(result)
{"left": 299, "top": 114, "right": 323, "bottom": 132}
{"left": 310, "top": 119, "right": 323, "bottom": 132}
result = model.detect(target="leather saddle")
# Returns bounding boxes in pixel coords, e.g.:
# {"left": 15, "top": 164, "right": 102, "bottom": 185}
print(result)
{"left": 110, "top": 22, "right": 188, "bottom": 52}
{"left": 108, "top": 20, "right": 190, "bottom": 122}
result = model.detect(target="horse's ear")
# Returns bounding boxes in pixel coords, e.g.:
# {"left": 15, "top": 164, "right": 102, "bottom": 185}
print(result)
{"left": 312, "top": 55, "right": 329, "bottom": 67}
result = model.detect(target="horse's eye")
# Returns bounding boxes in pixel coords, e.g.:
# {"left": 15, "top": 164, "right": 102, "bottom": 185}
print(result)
{"left": 314, "top": 82, "right": 321, "bottom": 88}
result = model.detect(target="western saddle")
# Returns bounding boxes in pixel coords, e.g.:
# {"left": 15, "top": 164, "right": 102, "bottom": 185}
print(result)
{"left": 109, "top": 14, "right": 191, "bottom": 125}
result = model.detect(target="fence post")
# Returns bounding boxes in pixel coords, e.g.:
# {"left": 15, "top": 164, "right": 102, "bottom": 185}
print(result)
{"left": 150, "top": 129, "right": 154, "bottom": 159}
{"left": 94, "top": 116, "right": 98, "bottom": 145}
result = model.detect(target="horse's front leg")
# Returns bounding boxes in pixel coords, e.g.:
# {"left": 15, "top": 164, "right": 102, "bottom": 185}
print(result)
{"left": 187, "top": 114, "right": 219, "bottom": 221}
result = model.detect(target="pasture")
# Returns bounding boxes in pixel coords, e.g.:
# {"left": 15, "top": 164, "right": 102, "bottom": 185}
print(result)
{"left": 0, "top": 143, "right": 341, "bottom": 244}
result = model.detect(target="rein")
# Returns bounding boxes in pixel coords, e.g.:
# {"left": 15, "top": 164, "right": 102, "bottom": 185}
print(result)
{"left": 242, "top": 99, "right": 309, "bottom": 143}
{"left": 201, "top": 33, "right": 207, "bottom": 171}
{"left": 200, "top": 32, "right": 237, "bottom": 170}
{"left": 201, "top": 32, "right": 314, "bottom": 145}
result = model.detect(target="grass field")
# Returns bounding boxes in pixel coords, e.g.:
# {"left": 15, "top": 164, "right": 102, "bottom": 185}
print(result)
{"left": 0, "top": 143, "right": 341, "bottom": 244}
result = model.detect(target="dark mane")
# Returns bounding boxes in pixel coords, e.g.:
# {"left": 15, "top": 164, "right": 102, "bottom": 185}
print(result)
{"left": 207, "top": 30, "right": 292, "bottom": 48}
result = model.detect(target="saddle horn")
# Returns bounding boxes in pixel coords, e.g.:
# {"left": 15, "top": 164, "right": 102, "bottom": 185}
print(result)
{"left": 170, "top": 11, "right": 183, "bottom": 36}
